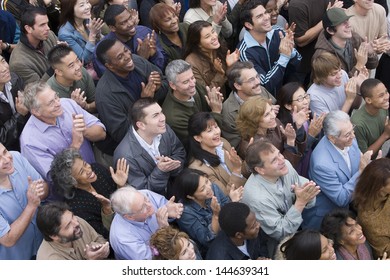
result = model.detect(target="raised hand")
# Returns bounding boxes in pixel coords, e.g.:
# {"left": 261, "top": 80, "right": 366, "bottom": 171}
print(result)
{"left": 279, "top": 31, "right": 294, "bottom": 57}
{"left": 141, "top": 78, "right": 157, "bottom": 98}
{"left": 86, "top": 18, "right": 104, "bottom": 42}
{"left": 92, "top": 192, "right": 112, "bottom": 214}
{"left": 156, "top": 206, "right": 169, "bottom": 228}
{"left": 210, "top": 196, "right": 221, "bottom": 215}
{"left": 213, "top": 1, "right": 228, "bottom": 25}
{"left": 228, "top": 184, "right": 244, "bottom": 202}
{"left": 359, "top": 150, "right": 373, "bottom": 172}
{"left": 226, "top": 147, "right": 243, "bottom": 173}
{"left": 327, "top": 0, "right": 343, "bottom": 10}
{"left": 26, "top": 176, "right": 44, "bottom": 207}
{"left": 71, "top": 88, "right": 87, "bottom": 109}
{"left": 293, "top": 180, "right": 320, "bottom": 209}
{"left": 15, "top": 91, "right": 29, "bottom": 116}
{"left": 109, "top": 158, "right": 129, "bottom": 187}
{"left": 292, "top": 106, "right": 310, "bottom": 129}
{"left": 166, "top": 196, "right": 184, "bottom": 219}
{"left": 137, "top": 32, "right": 156, "bottom": 59}
{"left": 71, "top": 114, "right": 85, "bottom": 149}
{"left": 345, "top": 77, "right": 358, "bottom": 102}
{"left": 308, "top": 112, "right": 326, "bottom": 138}
{"left": 354, "top": 41, "right": 368, "bottom": 71}
{"left": 280, "top": 123, "right": 296, "bottom": 146}
{"left": 205, "top": 86, "right": 223, "bottom": 113}
{"left": 225, "top": 49, "right": 240, "bottom": 67}
{"left": 213, "top": 57, "right": 225, "bottom": 74}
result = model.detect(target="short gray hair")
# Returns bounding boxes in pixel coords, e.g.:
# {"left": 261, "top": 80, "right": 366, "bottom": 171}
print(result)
{"left": 23, "top": 81, "right": 50, "bottom": 111}
{"left": 165, "top": 59, "right": 192, "bottom": 84}
{"left": 110, "top": 185, "right": 138, "bottom": 215}
{"left": 323, "top": 110, "right": 350, "bottom": 137}
{"left": 50, "top": 148, "right": 82, "bottom": 199}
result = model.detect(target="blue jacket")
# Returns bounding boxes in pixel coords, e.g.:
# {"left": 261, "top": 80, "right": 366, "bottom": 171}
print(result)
{"left": 238, "top": 28, "right": 301, "bottom": 97}
{"left": 58, "top": 21, "right": 95, "bottom": 64}
{"left": 302, "top": 137, "right": 361, "bottom": 230}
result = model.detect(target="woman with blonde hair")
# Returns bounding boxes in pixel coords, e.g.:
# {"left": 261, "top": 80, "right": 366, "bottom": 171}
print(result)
{"left": 149, "top": 226, "right": 201, "bottom": 260}
{"left": 236, "top": 96, "right": 305, "bottom": 168}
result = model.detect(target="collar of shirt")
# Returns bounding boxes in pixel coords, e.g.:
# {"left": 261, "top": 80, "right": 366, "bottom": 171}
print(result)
{"left": 0, "top": 82, "right": 15, "bottom": 112}
{"left": 234, "top": 92, "right": 245, "bottom": 105}
{"left": 132, "top": 126, "right": 162, "bottom": 163}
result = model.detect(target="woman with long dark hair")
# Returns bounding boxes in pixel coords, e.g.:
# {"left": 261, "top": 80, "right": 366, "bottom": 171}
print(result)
{"left": 184, "top": 20, "right": 239, "bottom": 96}
{"left": 187, "top": 111, "right": 246, "bottom": 195}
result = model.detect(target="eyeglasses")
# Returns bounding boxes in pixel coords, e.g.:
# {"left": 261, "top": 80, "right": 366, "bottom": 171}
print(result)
{"left": 292, "top": 94, "right": 310, "bottom": 102}
{"left": 338, "top": 124, "right": 356, "bottom": 139}
{"left": 241, "top": 74, "right": 260, "bottom": 84}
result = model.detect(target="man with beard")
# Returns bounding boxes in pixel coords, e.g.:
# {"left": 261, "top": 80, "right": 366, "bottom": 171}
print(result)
{"left": 242, "top": 139, "right": 319, "bottom": 258}
{"left": 302, "top": 110, "right": 373, "bottom": 230}
{"left": 351, "top": 79, "right": 390, "bottom": 156}
{"left": 36, "top": 201, "right": 110, "bottom": 260}
{"left": 9, "top": 6, "right": 58, "bottom": 84}
{"left": 47, "top": 45, "right": 97, "bottom": 113}
{"left": 93, "top": 4, "right": 165, "bottom": 76}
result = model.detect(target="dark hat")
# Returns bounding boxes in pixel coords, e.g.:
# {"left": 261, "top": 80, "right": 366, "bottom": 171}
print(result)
{"left": 323, "top": 8, "right": 353, "bottom": 29}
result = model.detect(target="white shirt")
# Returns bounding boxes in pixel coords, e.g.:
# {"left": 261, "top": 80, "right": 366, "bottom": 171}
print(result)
{"left": 132, "top": 126, "right": 162, "bottom": 164}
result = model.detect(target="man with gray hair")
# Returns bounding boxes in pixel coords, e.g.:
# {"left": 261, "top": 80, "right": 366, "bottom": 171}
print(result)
{"left": 302, "top": 110, "right": 373, "bottom": 230}
{"left": 162, "top": 59, "right": 223, "bottom": 146}
{"left": 109, "top": 185, "right": 184, "bottom": 260}
{"left": 223, "top": 61, "right": 275, "bottom": 150}
{"left": 19, "top": 81, "right": 106, "bottom": 193}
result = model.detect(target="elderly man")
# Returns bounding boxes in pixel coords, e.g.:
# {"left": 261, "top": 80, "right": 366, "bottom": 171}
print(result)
{"left": 0, "top": 143, "right": 48, "bottom": 260}
{"left": 242, "top": 139, "right": 319, "bottom": 258}
{"left": 114, "top": 98, "right": 185, "bottom": 196}
{"left": 302, "top": 110, "right": 373, "bottom": 230}
{"left": 223, "top": 61, "right": 275, "bottom": 150}
{"left": 162, "top": 59, "right": 223, "bottom": 146}
{"left": 20, "top": 81, "right": 106, "bottom": 187}
{"left": 36, "top": 202, "right": 110, "bottom": 260}
{"left": 109, "top": 186, "right": 184, "bottom": 260}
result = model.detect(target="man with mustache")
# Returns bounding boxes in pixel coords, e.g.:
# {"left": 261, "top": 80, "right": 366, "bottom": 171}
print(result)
{"left": 36, "top": 201, "right": 110, "bottom": 260}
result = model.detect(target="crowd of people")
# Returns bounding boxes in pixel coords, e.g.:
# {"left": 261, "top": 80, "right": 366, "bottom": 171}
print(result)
{"left": 1, "top": 0, "right": 390, "bottom": 260}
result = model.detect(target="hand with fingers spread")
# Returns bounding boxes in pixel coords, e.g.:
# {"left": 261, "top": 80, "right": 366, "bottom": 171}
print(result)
{"left": 279, "top": 31, "right": 294, "bottom": 57}
{"left": 226, "top": 147, "right": 243, "bottom": 174}
{"left": 137, "top": 32, "right": 156, "bottom": 59}
{"left": 174, "top": 2, "right": 181, "bottom": 17}
{"left": 71, "top": 88, "right": 87, "bottom": 109}
{"left": 280, "top": 123, "right": 296, "bottom": 146}
{"left": 166, "top": 196, "right": 184, "bottom": 219}
{"left": 205, "top": 86, "right": 223, "bottom": 113}
{"left": 156, "top": 206, "right": 169, "bottom": 228}
{"left": 284, "top": 22, "right": 296, "bottom": 34}
{"left": 141, "top": 76, "right": 157, "bottom": 98}
{"left": 129, "top": 9, "right": 140, "bottom": 26}
{"left": 228, "top": 183, "right": 244, "bottom": 202}
{"left": 15, "top": 91, "right": 29, "bottom": 116}
{"left": 327, "top": 0, "right": 343, "bottom": 10}
{"left": 354, "top": 40, "right": 369, "bottom": 71}
{"left": 292, "top": 106, "right": 310, "bottom": 129}
{"left": 226, "top": 49, "right": 240, "bottom": 67}
{"left": 71, "top": 114, "right": 85, "bottom": 149}
{"left": 86, "top": 18, "right": 104, "bottom": 42}
{"left": 84, "top": 241, "right": 110, "bottom": 260}
{"left": 156, "top": 155, "right": 182, "bottom": 172}
{"left": 213, "top": 1, "right": 228, "bottom": 25}
{"left": 355, "top": 67, "right": 369, "bottom": 87}
{"left": 109, "top": 158, "right": 129, "bottom": 187}
{"left": 308, "top": 112, "right": 325, "bottom": 138}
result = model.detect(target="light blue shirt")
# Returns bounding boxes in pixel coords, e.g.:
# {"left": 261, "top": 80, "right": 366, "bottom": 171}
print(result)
{"left": 0, "top": 152, "right": 43, "bottom": 259}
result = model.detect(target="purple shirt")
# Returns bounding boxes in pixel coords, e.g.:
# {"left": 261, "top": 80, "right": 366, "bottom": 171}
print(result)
{"left": 109, "top": 189, "right": 167, "bottom": 260}
{"left": 20, "top": 98, "right": 105, "bottom": 180}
